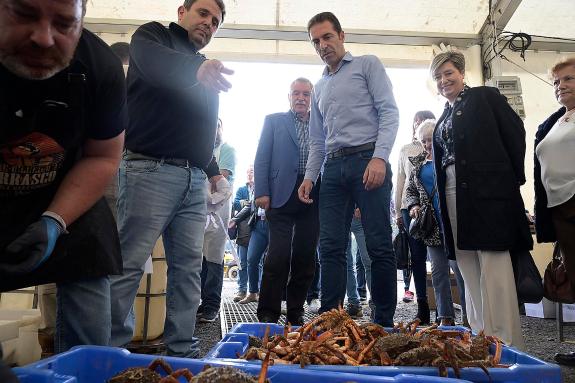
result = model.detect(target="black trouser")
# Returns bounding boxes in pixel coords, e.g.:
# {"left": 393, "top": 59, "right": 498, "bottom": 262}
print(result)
{"left": 257, "top": 176, "right": 320, "bottom": 322}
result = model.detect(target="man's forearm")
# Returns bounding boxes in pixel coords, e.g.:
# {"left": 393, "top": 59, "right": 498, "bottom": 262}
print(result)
{"left": 47, "top": 155, "right": 120, "bottom": 226}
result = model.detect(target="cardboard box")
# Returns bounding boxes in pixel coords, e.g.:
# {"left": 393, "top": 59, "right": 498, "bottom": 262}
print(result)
{"left": 524, "top": 298, "right": 575, "bottom": 322}
{"left": 426, "top": 271, "right": 461, "bottom": 311}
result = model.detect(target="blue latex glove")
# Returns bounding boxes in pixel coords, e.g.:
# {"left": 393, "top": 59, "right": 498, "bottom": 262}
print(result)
{"left": 2, "top": 216, "right": 64, "bottom": 274}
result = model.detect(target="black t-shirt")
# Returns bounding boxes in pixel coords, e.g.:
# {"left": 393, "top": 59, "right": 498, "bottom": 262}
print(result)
{"left": 125, "top": 22, "right": 220, "bottom": 175}
{"left": 0, "top": 29, "right": 126, "bottom": 289}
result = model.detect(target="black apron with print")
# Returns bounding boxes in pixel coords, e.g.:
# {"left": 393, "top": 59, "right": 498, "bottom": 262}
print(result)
{"left": 0, "top": 64, "right": 121, "bottom": 291}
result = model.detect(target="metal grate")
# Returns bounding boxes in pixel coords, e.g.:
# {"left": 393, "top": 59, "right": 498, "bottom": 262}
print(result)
{"left": 219, "top": 296, "right": 320, "bottom": 335}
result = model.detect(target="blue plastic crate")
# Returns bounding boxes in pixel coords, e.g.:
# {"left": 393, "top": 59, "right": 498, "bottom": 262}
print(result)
{"left": 205, "top": 323, "right": 562, "bottom": 383}
{"left": 13, "top": 346, "right": 473, "bottom": 383}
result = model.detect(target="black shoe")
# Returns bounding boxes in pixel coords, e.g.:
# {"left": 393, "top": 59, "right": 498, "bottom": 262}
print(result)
{"left": 555, "top": 352, "right": 575, "bottom": 366}
{"left": 258, "top": 313, "right": 279, "bottom": 324}
{"left": 346, "top": 304, "right": 363, "bottom": 319}
{"left": 415, "top": 299, "right": 430, "bottom": 325}
{"left": 287, "top": 315, "right": 305, "bottom": 326}
{"left": 198, "top": 311, "right": 218, "bottom": 323}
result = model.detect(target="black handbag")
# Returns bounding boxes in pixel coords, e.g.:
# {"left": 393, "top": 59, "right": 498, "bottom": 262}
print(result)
{"left": 510, "top": 249, "right": 544, "bottom": 304}
{"left": 408, "top": 186, "right": 436, "bottom": 241}
{"left": 393, "top": 228, "right": 410, "bottom": 270}
{"left": 408, "top": 203, "right": 435, "bottom": 240}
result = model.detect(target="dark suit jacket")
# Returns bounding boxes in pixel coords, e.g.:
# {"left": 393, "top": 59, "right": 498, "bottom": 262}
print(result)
{"left": 254, "top": 111, "right": 301, "bottom": 208}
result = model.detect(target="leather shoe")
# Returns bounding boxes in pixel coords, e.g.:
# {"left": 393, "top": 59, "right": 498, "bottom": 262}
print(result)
{"left": 555, "top": 352, "right": 575, "bottom": 366}
{"left": 233, "top": 291, "right": 246, "bottom": 303}
{"left": 287, "top": 315, "right": 305, "bottom": 326}
{"left": 238, "top": 293, "right": 258, "bottom": 304}
{"left": 258, "top": 314, "right": 278, "bottom": 324}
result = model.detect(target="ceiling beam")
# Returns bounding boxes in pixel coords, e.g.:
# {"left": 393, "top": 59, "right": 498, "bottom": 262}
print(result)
{"left": 479, "top": 0, "right": 522, "bottom": 78}
{"left": 84, "top": 17, "right": 575, "bottom": 54}
{"left": 479, "top": 0, "right": 522, "bottom": 36}
{"left": 84, "top": 18, "right": 480, "bottom": 48}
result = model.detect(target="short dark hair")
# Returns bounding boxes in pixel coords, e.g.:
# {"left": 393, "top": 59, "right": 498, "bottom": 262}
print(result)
{"left": 109, "top": 42, "right": 130, "bottom": 65}
{"left": 307, "top": 12, "right": 342, "bottom": 35}
{"left": 183, "top": 0, "right": 226, "bottom": 23}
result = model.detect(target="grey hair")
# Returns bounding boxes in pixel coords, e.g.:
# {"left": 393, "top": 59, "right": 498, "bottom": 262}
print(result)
{"left": 291, "top": 77, "right": 313, "bottom": 90}
{"left": 416, "top": 119, "right": 437, "bottom": 143}
{"left": 429, "top": 51, "right": 465, "bottom": 78}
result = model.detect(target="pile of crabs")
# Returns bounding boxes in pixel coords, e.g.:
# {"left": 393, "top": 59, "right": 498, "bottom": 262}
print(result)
{"left": 107, "top": 357, "right": 271, "bottom": 383}
{"left": 241, "top": 307, "right": 509, "bottom": 379}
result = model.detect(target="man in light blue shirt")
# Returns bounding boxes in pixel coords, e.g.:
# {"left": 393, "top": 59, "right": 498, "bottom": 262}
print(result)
{"left": 298, "top": 11, "right": 399, "bottom": 326}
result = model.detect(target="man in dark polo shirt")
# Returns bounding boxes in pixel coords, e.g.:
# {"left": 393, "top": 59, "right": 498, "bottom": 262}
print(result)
{"left": 110, "top": 0, "right": 233, "bottom": 358}
{"left": 0, "top": 0, "right": 125, "bottom": 352}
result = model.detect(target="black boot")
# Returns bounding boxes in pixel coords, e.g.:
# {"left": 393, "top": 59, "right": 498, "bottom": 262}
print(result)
{"left": 415, "top": 299, "right": 430, "bottom": 325}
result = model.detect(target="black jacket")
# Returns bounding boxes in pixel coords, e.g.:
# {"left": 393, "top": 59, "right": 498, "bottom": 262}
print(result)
{"left": 534, "top": 107, "right": 565, "bottom": 243}
{"left": 433, "top": 86, "right": 533, "bottom": 259}
{"left": 126, "top": 22, "right": 219, "bottom": 177}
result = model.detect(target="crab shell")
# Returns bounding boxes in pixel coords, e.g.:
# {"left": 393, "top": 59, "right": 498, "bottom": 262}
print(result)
{"left": 107, "top": 367, "right": 161, "bottom": 383}
{"left": 191, "top": 366, "right": 267, "bottom": 383}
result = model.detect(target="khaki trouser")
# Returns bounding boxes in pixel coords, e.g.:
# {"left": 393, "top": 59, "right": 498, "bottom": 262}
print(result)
{"left": 444, "top": 165, "right": 525, "bottom": 349}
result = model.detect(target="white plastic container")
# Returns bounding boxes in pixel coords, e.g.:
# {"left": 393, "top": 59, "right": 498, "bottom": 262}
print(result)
{"left": 0, "top": 308, "right": 42, "bottom": 365}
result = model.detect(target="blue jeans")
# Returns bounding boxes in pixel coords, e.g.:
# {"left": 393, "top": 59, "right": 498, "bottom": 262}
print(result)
{"left": 237, "top": 245, "right": 248, "bottom": 293}
{"left": 346, "top": 233, "right": 360, "bottom": 306}
{"left": 247, "top": 220, "right": 268, "bottom": 293}
{"left": 306, "top": 248, "right": 321, "bottom": 302}
{"left": 111, "top": 160, "right": 207, "bottom": 358}
{"left": 319, "top": 151, "right": 396, "bottom": 326}
{"left": 55, "top": 277, "right": 110, "bottom": 353}
{"left": 427, "top": 246, "right": 467, "bottom": 321}
{"left": 200, "top": 258, "right": 224, "bottom": 314}
{"left": 351, "top": 217, "right": 371, "bottom": 295}
{"left": 401, "top": 209, "right": 428, "bottom": 301}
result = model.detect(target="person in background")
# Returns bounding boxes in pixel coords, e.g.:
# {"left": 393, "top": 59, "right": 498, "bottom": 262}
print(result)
{"left": 533, "top": 57, "right": 575, "bottom": 366}
{"left": 394, "top": 110, "right": 435, "bottom": 324}
{"left": 405, "top": 119, "right": 467, "bottom": 326}
{"left": 110, "top": 42, "right": 130, "bottom": 65}
{"left": 430, "top": 51, "right": 531, "bottom": 349}
{"left": 299, "top": 12, "right": 399, "bottom": 326}
{"left": 237, "top": 192, "right": 268, "bottom": 305}
{"left": 345, "top": 208, "right": 372, "bottom": 319}
{"left": 255, "top": 78, "right": 320, "bottom": 325}
{"left": 305, "top": 248, "right": 321, "bottom": 313}
{"left": 198, "top": 119, "right": 236, "bottom": 323}
{"left": 0, "top": 0, "right": 125, "bottom": 352}
{"left": 110, "top": 0, "right": 233, "bottom": 358}
{"left": 230, "top": 165, "right": 254, "bottom": 302}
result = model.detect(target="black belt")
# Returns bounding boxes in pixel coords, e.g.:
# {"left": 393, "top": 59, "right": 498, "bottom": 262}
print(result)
{"left": 123, "top": 150, "right": 191, "bottom": 168}
{"left": 327, "top": 142, "right": 375, "bottom": 159}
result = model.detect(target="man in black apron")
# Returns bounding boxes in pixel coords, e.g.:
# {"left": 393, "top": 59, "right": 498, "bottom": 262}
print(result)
{"left": 0, "top": 0, "right": 126, "bottom": 352}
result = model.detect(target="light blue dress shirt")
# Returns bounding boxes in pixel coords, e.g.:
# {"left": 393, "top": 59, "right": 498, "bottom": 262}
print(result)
{"left": 304, "top": 52, "right": 399, "bottom": 182}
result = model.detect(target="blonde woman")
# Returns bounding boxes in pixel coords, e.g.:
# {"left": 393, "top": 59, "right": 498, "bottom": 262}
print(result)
{"left": 429, "top": 51, "right": 532, "bottom": 349}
